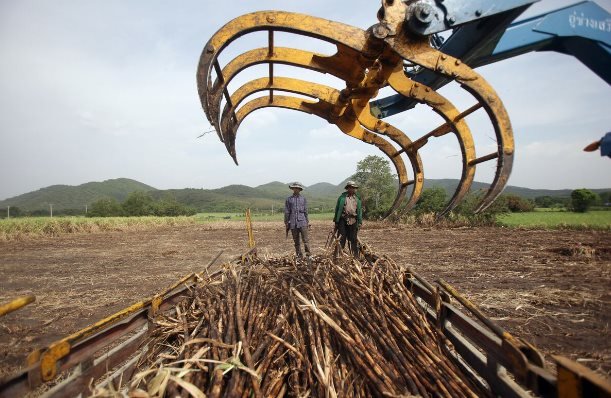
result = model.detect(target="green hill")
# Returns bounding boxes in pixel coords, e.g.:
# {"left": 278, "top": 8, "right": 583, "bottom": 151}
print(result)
{"left": 0, "top": 178, "right": 156, "bottom": 212}
{"left": 255, "top": 181, "right": 291, "bottom": 197}
{"left": 152, "top": 188, "right": 281, "bottom": 213}
{"left": 308, "top": 182, "right": 344, "bottom": 198}
{"left": 2, "top": 177, "right": 609, "bottom": 215}
{"left": 152, "top": 183, "right": 337, "bottom": 213}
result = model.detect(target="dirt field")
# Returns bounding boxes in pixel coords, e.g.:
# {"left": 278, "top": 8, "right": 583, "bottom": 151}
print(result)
{"left": 1, "top": 220, "right": 609, "bottom": 382}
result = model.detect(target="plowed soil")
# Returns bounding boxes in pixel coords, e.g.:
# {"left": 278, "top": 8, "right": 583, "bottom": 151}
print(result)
{"left": 1, "top": 221, "right": 609, "bottom": 381}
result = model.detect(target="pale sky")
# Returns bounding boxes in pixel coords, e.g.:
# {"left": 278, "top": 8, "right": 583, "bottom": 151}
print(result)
{"left": 0, "top": 0, "right": 610, "bottom": 200}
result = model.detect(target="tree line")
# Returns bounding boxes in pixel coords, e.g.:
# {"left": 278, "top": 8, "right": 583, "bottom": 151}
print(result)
{"left": 0, "top": 191, "right": 197, "bottom": 218}
{"left": 350, "top": 155, "right": 610, "bottom": 220}
{"left": 86, "top": 191, "right": 197, "bottom": 217}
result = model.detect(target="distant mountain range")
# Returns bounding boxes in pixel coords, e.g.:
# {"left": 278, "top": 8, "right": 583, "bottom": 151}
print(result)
{"left": 0, "top": 179, "right": 155, "bottom": 213}
{"left": 0, "top": 178, "right": 609, "bottom": 213}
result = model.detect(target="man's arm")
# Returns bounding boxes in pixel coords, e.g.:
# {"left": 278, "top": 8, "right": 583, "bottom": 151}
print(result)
{"left": 284, "top": 197, "right": 290, "bottom": 225}
{"left": 334, "top": 196, "right": 341, "bottom": 224}
{"left": 303, "top": 197, "right": 309, "bottom": 225}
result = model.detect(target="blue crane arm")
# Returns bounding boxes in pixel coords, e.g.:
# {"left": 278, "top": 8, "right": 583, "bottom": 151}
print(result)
{"left": 484, "top": 1, "right": 611, "bottom": 79}
{"left": 371, "top": 1, "right": 611, "bottom": 119}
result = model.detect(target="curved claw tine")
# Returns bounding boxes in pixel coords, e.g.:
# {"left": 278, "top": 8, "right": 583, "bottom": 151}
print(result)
{"left": 335, "top": 115, "right": 409, "bottom": 218}
{"left": 207, "top": 46, "right": 365, "bottom": 130}
{"left": 387, "top": 39, "right": 513, "bottom": 215}
{"left": 474, "top": 156, "right": 513, "bottom": 213}
{"left": 221, "top": 116, "right": 238, "bottom": 165}
{"left": 217, "top": 76, "right": 342, "bottom": 150}
{"left": 354, "top": 102, "right": 424, "bottom": 213}
{"left": 197, "top": 11, "right": 368, "bottom": 123}
{"left": 361, "top": 131, "right": 410, "bottom": 218}
{"left": 231, "top": 96, "right": 327, "bottom": 130}
{"left": 223, "top": 94, "right": 409, "bottom": 218}
{"left": 218, "top": 75, "right": 343, "bottom": 164}
{"left": 220, "top": 95, "right": 328, "bottom": 165}
{"left": 387, "top": 68, "right": 475, "bottom": 216}
{"left": 221, "top": 76, "right": 340, "bottom": 121}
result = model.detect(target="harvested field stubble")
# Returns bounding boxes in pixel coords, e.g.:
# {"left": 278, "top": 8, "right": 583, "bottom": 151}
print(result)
{"left": 0, "top": 217, "right": 197, "bottom": 241}
{"left": 93, "top": 253, "right": 486, "bottom": 397}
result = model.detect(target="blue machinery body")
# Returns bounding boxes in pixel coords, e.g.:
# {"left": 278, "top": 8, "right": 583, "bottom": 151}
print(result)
{"left": 371, "top": 0, "right": 611, "bottom": 118}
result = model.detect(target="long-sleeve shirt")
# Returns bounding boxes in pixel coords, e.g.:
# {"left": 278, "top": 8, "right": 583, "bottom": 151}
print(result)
{"left": 284, "top": 194, "right": 309, "bottom": 229}
{"left": 343, "top": 195, "right": 358, "bottom": 225}
{"left": 334, "top": 192, "right": 362, "bottom": 227}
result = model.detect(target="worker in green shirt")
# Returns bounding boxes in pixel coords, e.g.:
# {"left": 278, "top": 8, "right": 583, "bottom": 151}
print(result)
{"left": 333, "top": 181, "right": 362, "bottom": 256}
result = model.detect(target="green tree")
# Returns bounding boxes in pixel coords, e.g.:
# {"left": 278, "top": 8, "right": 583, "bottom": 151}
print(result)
{"left": 122, "top": 191, "right": 155, "bottom": 216}
{"left": 154, "top": 195, "right": 197, "bottom": 216}
{"left": 535, "top": 195, "right": 569, "bottom": 209}
{"left": 87, "top": 198, "right": 123, "bottom": 217}
{"left": 415, "top": 187, "right": 447, "bottom": 214}
{"left": 598, "top": 191, "right": 611, "bottom": 206}
{"left": 0, "top": 206, "right": 23, "bottom": 218}
{"left": 571, "top": 189, "right": 599, "bottom": 212}
{"left": 449, "top": 191, "right": 509, "bottom": 225}
{"left": 351, "top": 155, "right": 396, "bottom": 218}
{"left": 534, "top": 196, "right": 554, "bottom": 208}
{"left": 505, "top": 194, "right": 534, "bottom": 212}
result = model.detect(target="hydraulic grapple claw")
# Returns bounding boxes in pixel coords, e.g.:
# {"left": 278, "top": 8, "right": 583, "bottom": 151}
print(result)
{"left": 197, "top": 1, "right": 514, "bottom": 218}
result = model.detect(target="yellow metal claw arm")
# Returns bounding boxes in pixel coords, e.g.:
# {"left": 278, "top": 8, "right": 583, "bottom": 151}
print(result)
{"left": 220, "top": 76, "right": 426, "bottom": 216}
{"left": 207, "top": 45, "right": 365, "bottom": 133}
{"left": 387, "top": 40, "right": 514, "bottom": 213}
{"left": 197, "top": 11, "right": 370, "bottom": 122}
{"left": 386, "top": 69, "right": 476, "bottom": 216}
{"left": 354, "top": 102, "right": 424, "bottom": 212}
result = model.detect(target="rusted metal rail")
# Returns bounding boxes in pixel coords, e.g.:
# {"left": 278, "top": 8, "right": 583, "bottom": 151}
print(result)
{"left": 0, "top": 251, "right": 224, "bottom": 398}
{"left": 0, "top": 295, "right": 35, "bottom": 318}
{"left": 403, "top": 273, "right": 611, "bottom": 397}
{"left": 405, "top": 275, "right": 556, "bottom": 397}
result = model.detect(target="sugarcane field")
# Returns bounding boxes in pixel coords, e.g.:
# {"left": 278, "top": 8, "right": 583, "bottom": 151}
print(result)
{"left": 0, "top": 220, "right": 609, "bottom": 396}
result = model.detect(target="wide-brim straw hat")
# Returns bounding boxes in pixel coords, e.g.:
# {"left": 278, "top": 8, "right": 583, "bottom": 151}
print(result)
{"left": 344, "top": 180, "right": 359, "bottom": 189}
{"left": 289, "top": 182, "right": 305, "bottom": 190}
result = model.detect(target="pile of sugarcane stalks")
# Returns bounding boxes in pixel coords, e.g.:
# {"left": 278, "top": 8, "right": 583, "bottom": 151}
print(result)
{"left": 92, "top": 252, "right": 487, "bottom": 398}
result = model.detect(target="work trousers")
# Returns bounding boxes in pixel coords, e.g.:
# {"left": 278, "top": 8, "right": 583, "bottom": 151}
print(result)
{"left": 291, "top": 227, "right": 311, "bottom": 257}
{"left": 337, "top": 218, "right": 359, "bottom": 256}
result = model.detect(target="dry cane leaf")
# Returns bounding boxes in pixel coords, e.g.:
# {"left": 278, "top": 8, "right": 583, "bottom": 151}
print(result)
{"left": 147, "top": 368, "right": 170, "bottom": 396}
{"left": 168, "top": 375, "right": 206, "bottom": 398}
{"left": 129, "top": 369, "right": 157, "bottom": 390}
{"left": 128, "top": 389, "right": 150, "bottom": 398}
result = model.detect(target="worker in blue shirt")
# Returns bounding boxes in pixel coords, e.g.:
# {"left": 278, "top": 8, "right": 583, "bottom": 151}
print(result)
{"left": 284, "top": 182, "right": 311, "bottom": 259}
{"left": 583, "top": 132, "right": 611, "bottom": 158}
